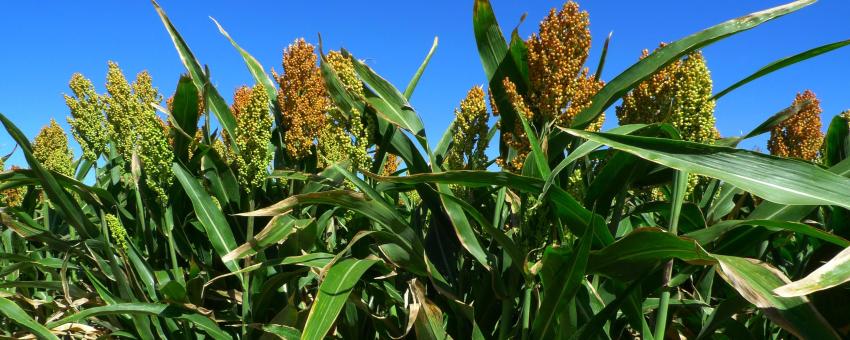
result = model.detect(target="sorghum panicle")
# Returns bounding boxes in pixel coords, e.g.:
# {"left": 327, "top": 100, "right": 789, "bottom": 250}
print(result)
{"left": 1, "top": 166, "right": 27, "bottom": 207}
{"left": 104, "top": 61, "right": 140, "bottom": 161}
{"left": 381, "top": 153, "right": 400, "bottom": 176}
{"left": 134, "top": 73, "right": 173, "bottom": 204}
{"left": 65, "top": 73, "right": 109, "bottom": 161}
{"left": 33, "top": 119, "right": 74, "bottom": 177}
{"left": 317, "top": 51, "right": 372, "bottom": 170}
{"left": 105, "top": 214, "right": 129, "bottom": 253}
{"left": 235, "top": 84, "right": 273, "bottom": 191}
{"left": 276, "top": 39, "right": 330, "bottom": 160}
{"left": 616, "top": 47, "right": 718, "bottom": 144}
{"left": 526, "top": 1, "right": 591, "bottom": 122}
{"left": 768, "top": 90, "right": 823, "bottom": 161}
{"left": 104, "top": 61, "right": 173, "bottom": 203}
{"left": 568, "top": 69, "right": 605, "bottom": 131}
{"left": 498, "top": 78, "right": 534, "bottom": 172}
{"left": 448, "top": 86, "right": 489, "bottom": 170}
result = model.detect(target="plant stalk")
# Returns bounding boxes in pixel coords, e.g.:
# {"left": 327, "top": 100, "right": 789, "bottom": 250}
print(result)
{"left": 654, "top": 171, "right": 688, "bottom": 339}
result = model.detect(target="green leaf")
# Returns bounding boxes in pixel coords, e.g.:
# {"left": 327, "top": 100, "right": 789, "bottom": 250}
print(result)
{"left": 713, "top": 255, "right": 839, "bottom": 339}
{"left": 0, "top": 112, "right": 96, "bottom": 238}
{"left": 516, "top": 104, "right": 549, "bottom": 179}
{"left": 593, "top": 31, "right": 612, "bottom": 81}
{"left": 435, "top": 182, "right": 491, "bottom": 270}
{"left": 302, "top": 258, "right": 377, "bottom": 340}
{"left": 172, "top": 163, "right": 240, "bottom": 274}
{"left": 169, "top": 75, "right": 200, "bottom": 161}
{"left": 210, "top": 17, "right": 278, "bottom": 103}
{"left": 472, "top": 0, "right": 527, "bottom": 158}
{"left": 365, "top": 170, "right": 615, "bottom": 245}
{"left": 825, "top": 114, "right": 850, "bottom": 167}
{"left": 588, "top": 228, "right": 715, "bottom": 280}
{"left": 438, "top": 192, "right": 524, "bottom": 274}
{"left": 223, "top": 216, "right": 310, "bottom": 262}
{"left": 261, "top": 324, "right": 302, "bottom": 339}
{"left": 532, "top": 224, "right": 593, "bottom": 339}
{"left": 713, "top": 39, "right": 850, "bottom": 100}
{"left": 345, "top": 50, "right": 427, "bottom": 145}
{"left": 404, "top": 37, "right": 438, "bottom": 100}
{"left": 774, "top": 246, "right": 850, "bottom": 297}
{"left": 563, "top": 129, "right": 850, "bottom": 210}
{"left": 685, "top": 219, "right": 850, "bottom": 247}
{"left": 717, "top": 102, "right": 806, "bottom": 147}
{"left": 152, "top": 0, "right": 238, "bottom": 152}
{"left": 45, "top": 303, "right": 230, "bottom": 340}
{"left": 242, "top": 190, "right": 410, "bottom": 238}
{"left": 0, "top": 297, "right": 59, "bottom": 340}
{"left": 572, "top": 0, "right": 816, "bottom": 128}
{"left": 409, "top": 278, "right": 452, "bottom": 340}
{"left": 748, "top": 156, "right": 850, "bottom": 220}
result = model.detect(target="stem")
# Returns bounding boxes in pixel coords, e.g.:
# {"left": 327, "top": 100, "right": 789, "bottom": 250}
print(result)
{"left": 163, "top": 206, "right": 182, "bottom": 285}
{"left": 521, "top": 284, "right": 532, "bottom": 340}
{"left": 498, "top": 271, "right": 517, "bottom": 340}
{"left": 242, "top": 198, "right": 255, "bottom": 336}
{"left": 654, "top": 171, "right": 688, "bottom": 339}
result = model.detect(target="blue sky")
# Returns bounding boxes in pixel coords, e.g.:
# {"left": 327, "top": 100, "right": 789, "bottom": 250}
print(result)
{"left": 1, "top": 1, "right": 848, "bottom": 167}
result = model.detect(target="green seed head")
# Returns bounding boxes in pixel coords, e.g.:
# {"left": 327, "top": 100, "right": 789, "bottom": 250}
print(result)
{"left": 318, "top": 50, "right": 372, "bottom": 170}
{"left": 448, "top": 85, "right": 489, "bottom": 170}
{"left": 65, "top": 73, "right": 109, "bottom": 162}
{"left": 616, "top": 48, "right": 718, "bottom": 144}
{"left": 327, "top": 51, "right": 365, "bottom": 99}
{"left": 104, "top": 62, "right": 172, "bottom": 203}
{"left": 235, "top": 84, "right": 273, "bottom": 192}
{"left": 104, "top": 61, "right": 140, "bottom": 160}
{"left": 32, "top": 119, "right": 74, "bottom": 177}
{"left": 105, "top": 213, "right": 129, "bottom": 253}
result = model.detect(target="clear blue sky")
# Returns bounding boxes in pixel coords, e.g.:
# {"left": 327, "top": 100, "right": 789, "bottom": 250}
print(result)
{"left": 1, "top": 1, "right": 848, "bottom": 167}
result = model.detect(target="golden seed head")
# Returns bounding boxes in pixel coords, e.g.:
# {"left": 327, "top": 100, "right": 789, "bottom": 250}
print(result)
{"left": 526, "top": 1, "right": 591, "bottom": 122}
{"left": 381, "top": 153, "right": 400, "bottom": 176}
{"left": 499, "top": 78, "right": 533, "bottom": 172}
{"left": 448, "top": 85, "right": 489, "bottom": 170}
{"left": 231, "top": 85, "right": 254, "bottom": 119}
{"left": 33, "top": 119, "right": 74, "bottom": 177}
{"left": 235, "top": 84, "right": 273, "bottom": 191}
{"left": 65, "top": 73, "right": 109, "bottom": 161}
{"left": 2, "top": 166, "right": 27, "bottom": 207}
{"left": 105, "top": 213, "right": 129, "bottom": 253}
{"left": 768, "top": 90, "right": 823, "bottom": 161}
{"left": 616, "top": 47, "right": 717, "bottom": 143}
{"left": 567, "top": 68, "right": 605, "bottom": 131}
{"left": 277, "top": 39, "right": 330, "bottom": 160}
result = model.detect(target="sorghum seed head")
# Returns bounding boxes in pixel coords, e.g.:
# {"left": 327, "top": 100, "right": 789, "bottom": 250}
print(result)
{"left": 105, "top": 214, "right": 129, "bottom": 253}
{"left": 65, "top": 73, "right": 109, "bottom": 161}
{"left": 526, "top": 1, "right": 591, "bottom": 122}
{"left": 448, "top": 85, "right": 489, "bottom": 170}
{"left": 235, "top": 84, "right": 273, "bottom": 191}
{"left": 32, "top": 119, "right": 74, "bottom": 177}
{"left": 768, "top": 90, "right": 823, "bottom": 161}
{"left": 277, "top": 39, "right": 330, "bottom": 160}
{"left": 616, "top": 47, "right": 718, "bottom": 144}
{"left": 498, "top": 78, "right": 533, "bottom": 172}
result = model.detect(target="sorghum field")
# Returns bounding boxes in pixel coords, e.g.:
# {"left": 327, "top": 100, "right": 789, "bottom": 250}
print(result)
{"left": 1, "top": 0, "right": 850, "bottom": 338}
